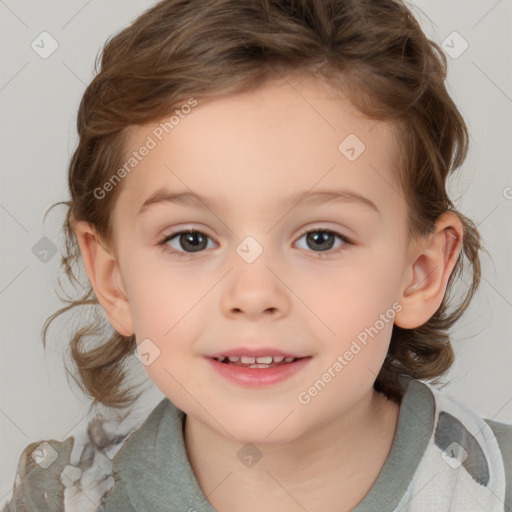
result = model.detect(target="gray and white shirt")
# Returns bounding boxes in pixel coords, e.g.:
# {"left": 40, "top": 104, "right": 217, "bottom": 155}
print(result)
{"left": 3, "top": 376, "right": 511, "bottom": 511}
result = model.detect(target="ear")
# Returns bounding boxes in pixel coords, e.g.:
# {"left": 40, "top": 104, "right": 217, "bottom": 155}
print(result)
{"left": 72, "top": 220, "right": 135, "bottom": 336}
{"left": 394, "top": 212, "right": 463, "bottom": 329}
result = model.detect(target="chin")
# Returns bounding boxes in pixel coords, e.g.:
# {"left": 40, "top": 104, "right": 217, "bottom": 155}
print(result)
{"left": 209, "top": 405, "right": 308, "bottom": 444}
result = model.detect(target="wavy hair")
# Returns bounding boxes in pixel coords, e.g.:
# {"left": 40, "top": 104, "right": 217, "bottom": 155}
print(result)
{"left": 43, "top": 0, "right": 482, "bottom": 409}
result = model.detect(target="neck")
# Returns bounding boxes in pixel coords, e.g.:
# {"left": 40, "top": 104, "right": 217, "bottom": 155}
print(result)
{"left": 183, "top": 387, "right": 401, "bottom": 512}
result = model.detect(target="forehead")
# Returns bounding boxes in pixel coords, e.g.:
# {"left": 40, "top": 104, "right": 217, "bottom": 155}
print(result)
{"left": 114, "top": 76, "right": 402, "bottom": 223}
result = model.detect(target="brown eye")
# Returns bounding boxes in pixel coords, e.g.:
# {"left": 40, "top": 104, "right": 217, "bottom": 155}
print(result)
{"left": 175, "top": 231, "right": 209, "bottom": 252}
{"left": 158, "top": 229, "right": 215, "bottom": 258}
{"left": 295, "top": 228, "right": 351, "bottom": 257}
{"left": 305, "top": 231, "right": 336, "bottom": 251}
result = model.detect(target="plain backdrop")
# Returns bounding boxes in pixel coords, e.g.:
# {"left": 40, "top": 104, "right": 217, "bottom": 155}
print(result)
{"left": 1, "top": 0, "right": 511, "bottom": 505}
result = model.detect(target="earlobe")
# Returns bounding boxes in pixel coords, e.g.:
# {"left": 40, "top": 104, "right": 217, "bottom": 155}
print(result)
{"left": 394, "top": 213, "right": 463, "bottom": 329}
{"left": 73, "top": 220, "right": 135, "bottom": 337}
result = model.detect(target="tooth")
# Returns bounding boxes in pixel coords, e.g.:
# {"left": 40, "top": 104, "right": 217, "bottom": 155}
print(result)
{"left": 273, "top": 356, "right": 284, "bottom": 363}
{"left": 284, "top": 357, "right": 294, "bottom": 362}
{"left": 228, "top": 356, "right": 240, "bottom": 362}
{"left": 255, "top": 356, "right": 273, "bottom": 364}
{"left": 241, "top": 356, "right": 256, "bottom": 364}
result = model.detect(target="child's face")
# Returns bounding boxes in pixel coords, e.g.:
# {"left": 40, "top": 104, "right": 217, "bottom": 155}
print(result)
{"left": 110, "top": 75, "right": 414, "bottom": 441}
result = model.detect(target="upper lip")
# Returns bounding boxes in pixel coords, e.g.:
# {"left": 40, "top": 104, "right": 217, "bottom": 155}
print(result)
{"left": 206, "top": 347, "right": 308, "bottom": 358}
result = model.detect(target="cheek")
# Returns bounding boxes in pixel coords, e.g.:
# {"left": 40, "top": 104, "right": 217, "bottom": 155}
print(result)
{"left": 122, "top": 248, "right": 200, "bottom": 336}
{"left": 304, "top": 246, "right": 403, "bottom": 321}
{"left": 302, "top": 247, "right": 403, "bottom": 368}
{"left": 128, "top": 275, "right": 202, "bottom": 399}
{"left": 124, "top": 260, "right": 214, "bottom": 380}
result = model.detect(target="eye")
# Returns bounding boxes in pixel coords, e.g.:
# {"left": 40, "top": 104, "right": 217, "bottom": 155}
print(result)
{"left": 157, "top": 227, "right": 353, "bottom": 260}
{"left": 157, "top": 229, "right": 216, "bottom": 259}
{"left": 295, "top": 227, "right": 351, "bottom": 258}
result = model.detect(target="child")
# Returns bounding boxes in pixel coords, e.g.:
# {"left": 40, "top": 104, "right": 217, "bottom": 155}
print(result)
{"left": 3, "top": 0, "right": 511, "bottom": 510}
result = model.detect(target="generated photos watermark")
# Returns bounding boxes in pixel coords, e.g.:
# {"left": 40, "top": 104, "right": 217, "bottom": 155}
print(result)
{"left": 297, "top": 301, "right": 403, "bottom": 405}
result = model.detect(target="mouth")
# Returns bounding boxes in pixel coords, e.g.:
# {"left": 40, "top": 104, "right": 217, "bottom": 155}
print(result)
{"left": 209, "top": 355, "right": 306, "bottom": 369}
{"left": 206, "top": 354, "right": 312, "bottom": 387}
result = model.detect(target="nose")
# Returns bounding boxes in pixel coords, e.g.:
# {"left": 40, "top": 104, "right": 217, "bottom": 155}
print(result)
{"left": 220, "top": 258, "right": 290, "bottom": 320}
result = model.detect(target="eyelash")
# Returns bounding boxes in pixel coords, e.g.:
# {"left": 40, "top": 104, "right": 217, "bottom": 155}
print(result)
{"left": 157, "top": 227, "right": 353, "bottom": 260}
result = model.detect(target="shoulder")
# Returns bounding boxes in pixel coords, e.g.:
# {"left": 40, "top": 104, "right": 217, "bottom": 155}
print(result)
{"left": 2, "top": 396, "right": 162, "bottom": 512}
{"left": 422, "top": 379, "right": 512, "bottom": 469}
{"left": 2, "top": 432, "right": 119, "bottom": 512}
{"left": 419, "top": 379, "right": 512, "bottom": 509}
{"left": 484, "top": 417, "right": 512, "bottom": 449}
{"left": 2, "top": 436, "right": 75, "bottom": 511}
{"left": 1, "top": 405, "right": 149, "bottom": 512}
{"left": 484, "top": 418, "right": 512, "bottom": 509}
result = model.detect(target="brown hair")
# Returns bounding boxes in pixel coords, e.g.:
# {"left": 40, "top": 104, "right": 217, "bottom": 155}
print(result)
{"left": 43, "top": 0, "right": 482, "bottom": 410}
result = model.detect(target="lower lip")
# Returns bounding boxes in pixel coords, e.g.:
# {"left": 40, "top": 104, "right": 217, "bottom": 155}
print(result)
{"left": 205, "top": 357, "right": 312, "bottom": 387}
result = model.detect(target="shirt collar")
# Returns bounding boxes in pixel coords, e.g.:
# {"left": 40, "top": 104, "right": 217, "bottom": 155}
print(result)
{"left": 103, "top": 376, "right": 434, "bottom": 511}
{"left": 102, "top": 396, "right": 216, "bottom": 511}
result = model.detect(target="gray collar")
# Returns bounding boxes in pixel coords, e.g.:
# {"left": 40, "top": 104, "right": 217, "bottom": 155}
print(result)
{"left": 102, "top": 376, "right": 434, "bottom": 511}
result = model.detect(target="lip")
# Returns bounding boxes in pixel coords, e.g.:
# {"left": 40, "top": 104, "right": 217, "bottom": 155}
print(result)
{"left": 206, "top": 347, "right": 306, "bottom": 358}
{"left": 205, "top": 355, "right": 312, "bottom": 387}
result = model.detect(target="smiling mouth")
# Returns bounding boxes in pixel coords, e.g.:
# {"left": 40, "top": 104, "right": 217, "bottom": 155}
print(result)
{"left": 211, "top": 355, "right": 305, "bottom": 369}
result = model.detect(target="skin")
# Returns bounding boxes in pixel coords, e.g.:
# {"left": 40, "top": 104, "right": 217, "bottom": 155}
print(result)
{"left": 74, "top": 74, "right": 463, "bottom": 511}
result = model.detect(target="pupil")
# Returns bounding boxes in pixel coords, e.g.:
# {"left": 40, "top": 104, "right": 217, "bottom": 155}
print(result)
{"left": 307, "top": 231, "right": 334, "bottom": 251}
{"left": 182, "top": 232, "right": 207, "bottom": 252}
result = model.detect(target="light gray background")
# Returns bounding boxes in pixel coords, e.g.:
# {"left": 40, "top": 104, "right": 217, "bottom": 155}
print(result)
{"left": 1, "top": 0, "right": 511, "bottom": 505}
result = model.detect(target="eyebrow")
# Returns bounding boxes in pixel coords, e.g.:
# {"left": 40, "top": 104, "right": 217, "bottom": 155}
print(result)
{"left": 137, "top": 188, "right": 380, "bottom": 216}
